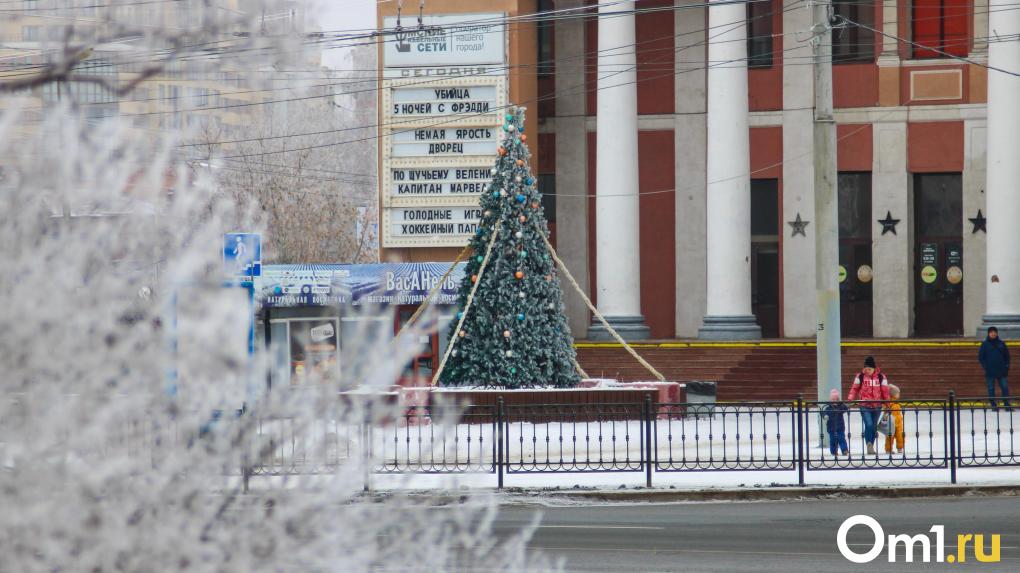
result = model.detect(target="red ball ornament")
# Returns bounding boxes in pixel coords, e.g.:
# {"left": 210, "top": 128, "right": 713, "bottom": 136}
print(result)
{"left": 458, "top": 330, "right": 466, "bottom": 338}
{"left": 516, "top": 159, "right": 524, "bottom": 167}
{"left": 545, "top": 275, "right": 551, "bottom": 282}
{"left": 503, "top": 330, "right": 511, "bottom": 338}
{"left": 498, "top": 146, "right": 506, "bottom": 156}
{"left": 515, "top": 271, "right": 524, "bottom": 280}
{"left": 519, "top": 215, "right": 527, "bottom": 223}
{"left": 531, "top": 201, "right": 539, "bottom": 209}
{"left": 471, "top": 275, "right": 478, "bottom": 283}
{"left": 520, "top": 134, "right": 527, "bottom": 142}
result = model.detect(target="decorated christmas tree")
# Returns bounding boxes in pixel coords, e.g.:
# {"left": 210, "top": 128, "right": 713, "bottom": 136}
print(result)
{"left": 438, "top": 106, "right": 580, "bottom": 389}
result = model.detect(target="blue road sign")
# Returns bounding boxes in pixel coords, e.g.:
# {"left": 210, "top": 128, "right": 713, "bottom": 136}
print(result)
{"left": 223, "top": 233, "right": 261, "bottom": 278}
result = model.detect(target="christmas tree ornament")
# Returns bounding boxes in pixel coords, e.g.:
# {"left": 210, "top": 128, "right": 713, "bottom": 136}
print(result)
{"left": 520, "top": 134, "right": 527, "bottom": 142}
{"left": 503, "top": 330, "right": 511, "bottom": 338}
{"left": 548, "top": 303, "right": 555, "bottom": 310}
{"left": 490, "top": 167, "right": 498, "bottom": 175}
{"left": 531, "top": 201, "right": 539, "bottom": 209}
{"left": 517, "top": 313, "right": 525, "bottom": 321}
{"left": 519, "top": 215, "right": 527, "bottom": 223}
{"left": 484, "top": 210, "right": 491, "bottom": 217}
{"left": 515, "top": 271, "right": 524, "bottom": 279}
{"left": 518, "top": 291, "right": 525, "bottom": 299}
{"left": 471, "top": 275, "right": 478, "bottom": 283}
{"left": 514, "top": 175, "right": 522, "bottom": 183}
{"left": 457, "top": 312, "right": 464, "bottom": 320}
{"left": 499, "top": 190, "right": 507, "bottom": 197}
{"left": 507, "top": 124, "right": 515, "bottom": 132}
{"left": 518, "top": 251, "right": 527, "bottom": 258}
{"left": 516, "top": 159, "right": 524, "bottom": 167}
{"left": 511, "top": 366, "right": 517, "bottom": 373}
{"left": 515, "top": 231, "right": 523, "bottom": 239}
{"left": 498, "top": 146, "right": 506, "bottom": 156}
{"left": 545, "top": 275, "right": 551, "bottom": 281}
{"left": 459, "top": 330, "right": 466, "bottom": 338}
{"left": 492, "top": 191, "right": 499, "bottom": 198}
{"left": 516, "top": 194, "right": 526, "bottom": 203}
{"left": 506, "top": 351, "right": 514, "bottom": 358}
{"left": 451, "top": 349, "right": 458, "bottom": 357}
{"left": 505, "top": 113, "right": 513, "bottom": 121}
{"left": 525, "top": 177, "right": 533, "bottom": 185}
{"left": 476, "top": 256, "right": 483, "bottom": 263}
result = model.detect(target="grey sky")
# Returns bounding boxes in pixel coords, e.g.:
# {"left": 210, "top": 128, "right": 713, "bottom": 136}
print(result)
{"left": 310, "top": 0, "right": 384, "bottom": 68}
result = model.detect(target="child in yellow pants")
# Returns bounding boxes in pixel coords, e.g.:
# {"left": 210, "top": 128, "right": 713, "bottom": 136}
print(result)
{"left": 884, "top": 384, "right": 905, "bottom": 454}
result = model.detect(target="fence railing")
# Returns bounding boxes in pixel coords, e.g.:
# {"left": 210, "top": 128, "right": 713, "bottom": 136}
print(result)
{"left": 240, "top": 392, "right": 1020, "bottom": 490}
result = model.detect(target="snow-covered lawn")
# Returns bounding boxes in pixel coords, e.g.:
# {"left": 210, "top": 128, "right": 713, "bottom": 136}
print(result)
{"left": 244, "top": 406, "right": 1020, "bottom": 481}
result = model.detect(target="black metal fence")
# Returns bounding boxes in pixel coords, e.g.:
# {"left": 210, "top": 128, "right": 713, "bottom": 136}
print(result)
{"left": 241, "top": 393, "right": 1020, "bottom": 490}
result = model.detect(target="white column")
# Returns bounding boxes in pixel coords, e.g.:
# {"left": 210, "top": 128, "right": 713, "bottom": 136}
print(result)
{"left": 588, "top": 0, "right": 649, "bottom": 340}
{"left": 698, "top": 0, "right": 760, "bottom": 339}
{"left": 554, "top": 0, "right": 591, "bottom": 338}
{"left": 781, "top": 3, "right": 817, "bottom": 337}
{"left": 675, "top": 0, "right": 708, "bottom": 338}
{"left": 980, "top": 2, "right": 1020, "bottom": 337}
{"left": 872, "top": 122, "right": 910, "bottom": 338}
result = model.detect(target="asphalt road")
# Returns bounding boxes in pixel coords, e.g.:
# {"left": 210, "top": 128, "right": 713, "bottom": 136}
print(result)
{"left": 493, "top": 496, "right": 1020, "bottom": 572}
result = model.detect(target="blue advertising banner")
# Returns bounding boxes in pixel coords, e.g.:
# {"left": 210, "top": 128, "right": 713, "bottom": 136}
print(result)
{"left": 259, "top": 262, "right": 466, "bottom": 307}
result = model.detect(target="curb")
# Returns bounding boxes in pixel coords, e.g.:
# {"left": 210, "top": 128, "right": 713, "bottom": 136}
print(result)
{"left": 494, "top": 484, "right": 1020, "bottom": 504}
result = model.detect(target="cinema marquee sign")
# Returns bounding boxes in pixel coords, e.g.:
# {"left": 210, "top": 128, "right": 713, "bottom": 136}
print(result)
{"left": 380, "top": 11, "right": 508, "bottom": 248}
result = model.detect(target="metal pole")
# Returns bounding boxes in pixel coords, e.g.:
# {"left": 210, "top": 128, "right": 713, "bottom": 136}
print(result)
{"left": 812, "top": 1, "right": 841, "bottom": 447}
{"left": 948, "top": 391, "right": 957, "bottom": 484}
{"left": 644, "top": 394, "right": 653, "bottom": 488}
{"left": 796, "top": 394, "right": 806, "bottom": 486}
{"left": 497, "top": 397, "right": 504, "bottom": 489}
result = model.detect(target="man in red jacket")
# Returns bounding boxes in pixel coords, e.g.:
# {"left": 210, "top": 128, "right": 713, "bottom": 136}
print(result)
{"left": 848, "top": 356, "right": 891, "bottom": 455}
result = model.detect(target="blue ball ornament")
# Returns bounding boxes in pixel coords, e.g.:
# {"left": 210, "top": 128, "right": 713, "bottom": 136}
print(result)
{"left": 456, "top": 312, "right": 464, "bottom": 320}
{"left": 505, "top": 113, "right": 513, "bottom": 122}
{"left": 525, "top": 177, "right": 533, "bottom": 186}
{"left": 517, "top": 313, "right": 525, "bottom": 321}
{"left": 511, "top": 367, "right": 517, "bottom": 374}
{"left": 476, "top": 255, "right": 483, "bottom": 263}
{"left": 516, "top": 194, "right": 526, "bottom": 203}
{"left": 492, "top": 191, "right": 500, "bottom": 198}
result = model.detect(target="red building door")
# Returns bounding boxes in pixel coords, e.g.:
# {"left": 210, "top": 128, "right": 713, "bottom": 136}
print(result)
{"left": 838, "top": 173, "right": 873, "bottom": 337}
{"left": 913, "top": 174, "right": 964, "bottom": 336}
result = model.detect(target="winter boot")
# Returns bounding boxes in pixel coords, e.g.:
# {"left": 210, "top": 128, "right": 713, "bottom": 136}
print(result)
{"left": 866, "top": 443, "right": 876, "bottom": 455}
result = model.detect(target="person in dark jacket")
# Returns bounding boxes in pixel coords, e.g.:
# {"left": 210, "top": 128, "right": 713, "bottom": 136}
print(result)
{"left": 824, "top": 388, "right": 849, "bottom": 456}
{"left": 979, "top": 326, "right": 1011, "bottom": 410}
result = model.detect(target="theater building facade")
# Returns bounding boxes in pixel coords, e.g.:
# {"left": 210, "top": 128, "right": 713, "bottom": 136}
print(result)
{"left": 377, "top": 0, "right": 1020, "bottom": 340}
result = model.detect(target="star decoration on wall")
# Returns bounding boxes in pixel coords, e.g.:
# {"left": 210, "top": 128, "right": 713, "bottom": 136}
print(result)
{"left": 787, "top": 213, "right": 810, "bottom": 237}
{"left": 878, "top": 211, "right": 901, "bottom": 236}
{"left": 969, "top": 209, "right": 986, "bottom": 234}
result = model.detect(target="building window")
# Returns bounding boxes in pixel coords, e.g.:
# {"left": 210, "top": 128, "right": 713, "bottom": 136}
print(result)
{"left": 538, "top": 173, "right": 556, "bottom": 223}
{"left": 537, "top": 0, "right": 554, "bottom": 76}
{"left": 22, "top": 26, "right": 40, "bottom": 41}
{"left": 747, "top": 0, "right": 774, "bottom": 68}
{"left": 750, "top": 179, "right": 779, "bottom": 238}
{"left": 832, "top": 1, "right": 875, "bottom": 63}
{"left": 912, "top": 0, "right": 970, "bottom": 59}
{"left": 837, "top": 172, "right": 872, "bottom": 239}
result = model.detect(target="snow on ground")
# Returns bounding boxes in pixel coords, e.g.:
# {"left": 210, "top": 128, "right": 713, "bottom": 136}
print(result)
{"left": 246, "top": 406, "right": 1020, "bottom": 491}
